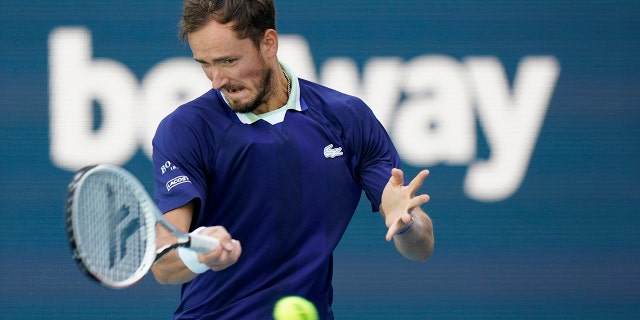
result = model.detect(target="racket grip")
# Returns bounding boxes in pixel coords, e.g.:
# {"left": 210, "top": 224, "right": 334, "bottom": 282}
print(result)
{"left": 189, "top": 234, "right": 220, "bottom": 253}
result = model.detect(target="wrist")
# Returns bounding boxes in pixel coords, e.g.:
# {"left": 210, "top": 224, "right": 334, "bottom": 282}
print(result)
{"left": 178, "top": 227, "right": 209, "bottom": 274}
{"left": 178, "top": 247, "right": 209, "bottom": 274}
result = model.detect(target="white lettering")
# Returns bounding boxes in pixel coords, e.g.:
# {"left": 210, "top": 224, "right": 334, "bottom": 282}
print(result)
{"left": 160, "top": 161, "right": 171, "bottom": 174}
{"left": 394, "top": 55, "right": 475, "bottom": 167}
{"left": 166, "top": 175, "right": 191, "bottom": 191}
{"left": 140, "top": 58, "right": 210, "bottom": 158}
{"left": 49, "top": 28, "right": 138, "bottom": 170}
{"left": 278, "top": 35, "right": 318, "bottom": 82}
{"left": 464, "top": 56, "right": 560, "bottom": 201}
{"left": 320, "top": 57, "right": 403, "bottom": 129}
{"left": 48, "top": 27, "right": 560, "bottom": 202}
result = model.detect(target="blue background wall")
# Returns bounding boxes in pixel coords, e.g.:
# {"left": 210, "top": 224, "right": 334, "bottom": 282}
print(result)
{"left": 1, "top": 0, "right": 639, "bottom": 319}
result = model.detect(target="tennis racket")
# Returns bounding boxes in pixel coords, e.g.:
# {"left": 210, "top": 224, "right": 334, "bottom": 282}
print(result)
{"left": 65, "top": 164, "right": 219, "bottom": 289}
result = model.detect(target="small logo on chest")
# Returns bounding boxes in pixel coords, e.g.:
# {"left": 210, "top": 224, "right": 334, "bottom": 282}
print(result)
{"left": 323, "top": 144, "right": 344, "bottom": 158}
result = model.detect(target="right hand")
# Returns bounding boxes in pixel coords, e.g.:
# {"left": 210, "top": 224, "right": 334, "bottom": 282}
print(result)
{"left": 195, "top": 226, "right": 242, "bottom": 271}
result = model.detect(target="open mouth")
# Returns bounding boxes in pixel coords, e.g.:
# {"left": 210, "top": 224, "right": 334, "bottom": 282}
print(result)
{"left": 224, "top": 86, "right": 246, "bottom": 98}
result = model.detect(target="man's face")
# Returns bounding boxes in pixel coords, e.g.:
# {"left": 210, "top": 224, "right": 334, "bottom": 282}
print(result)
{"left": 188, "top": 20, "right": 274, "bottom": 114}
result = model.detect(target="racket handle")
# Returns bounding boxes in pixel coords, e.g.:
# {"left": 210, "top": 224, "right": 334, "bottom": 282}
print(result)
{"left": 189, "top": 234, "right": 220, "bottom": 252}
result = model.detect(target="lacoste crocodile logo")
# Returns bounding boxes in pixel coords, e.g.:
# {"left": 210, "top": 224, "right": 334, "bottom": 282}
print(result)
{"left": 323, "top": 144, "right": 344, "bottom": 158}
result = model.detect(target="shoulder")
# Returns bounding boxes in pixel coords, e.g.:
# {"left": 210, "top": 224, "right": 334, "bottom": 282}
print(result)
{"left": 298, "top": 79, "right": 373, "bottom": 120}
{"left": 163, "top": 90, "right": 225, "bottom": 122}
{"left": 153, "top": 90, "right": 233, "bottom": 156}
{"left": 157, "top": 90, "right": 230, "bottom": 134}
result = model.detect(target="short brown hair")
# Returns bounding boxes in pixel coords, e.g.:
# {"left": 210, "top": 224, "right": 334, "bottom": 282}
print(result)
{"left": 179, "top": 0, "right": 276, "bottom": 48}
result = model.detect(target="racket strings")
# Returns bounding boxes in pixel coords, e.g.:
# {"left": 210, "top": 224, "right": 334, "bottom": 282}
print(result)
{"left": 74, "top": 172, "right": 152, "bottom": 284}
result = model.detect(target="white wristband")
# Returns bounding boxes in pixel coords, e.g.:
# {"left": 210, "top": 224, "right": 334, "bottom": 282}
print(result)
{"left": 178, "top": 227, "right": 209, "bottom": 274}
{"left": 178, "top": 247, "right": 209, "bottom": 274}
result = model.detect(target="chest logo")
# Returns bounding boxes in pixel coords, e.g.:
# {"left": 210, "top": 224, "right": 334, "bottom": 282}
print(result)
{"left": 324, "top": 144, "right": 344, "bottom": 159}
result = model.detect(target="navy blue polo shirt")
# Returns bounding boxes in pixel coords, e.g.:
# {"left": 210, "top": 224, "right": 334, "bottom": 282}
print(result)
{"left": 152, "top": 65, "right": 400, "bottom": 319}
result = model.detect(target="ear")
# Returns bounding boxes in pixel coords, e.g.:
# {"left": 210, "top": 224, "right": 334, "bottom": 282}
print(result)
{"left": 261, "top": 29, "right": 279, "bottom": 59}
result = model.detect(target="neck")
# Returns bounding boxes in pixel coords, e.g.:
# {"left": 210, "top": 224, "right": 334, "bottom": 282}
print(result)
{"left": 254, "top": 66, "right": 290, "bottom": 115}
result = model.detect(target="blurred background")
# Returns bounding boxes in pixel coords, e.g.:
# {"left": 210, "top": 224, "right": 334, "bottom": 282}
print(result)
{"left": 1, "top": 0, "right": 639, "bottom": 319}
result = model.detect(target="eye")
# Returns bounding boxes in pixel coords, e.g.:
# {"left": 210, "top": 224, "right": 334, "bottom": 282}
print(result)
{"left": 195, "top": 60, "right": 210, "bottom": 67}
{"left": 223, "top": 59, "right": 237, "bottom": 65}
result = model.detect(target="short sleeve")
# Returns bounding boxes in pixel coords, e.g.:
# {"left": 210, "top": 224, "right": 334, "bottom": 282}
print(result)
{"left": 350, "top": 99, "right": 401, "bottom": 211}
{"left": 151, "top": 113, "right": 208, "bottom": 216}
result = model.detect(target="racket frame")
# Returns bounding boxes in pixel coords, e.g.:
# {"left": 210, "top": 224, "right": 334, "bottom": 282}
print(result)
{"left": 66, "top": 164, "right": 193, "bottom": 289}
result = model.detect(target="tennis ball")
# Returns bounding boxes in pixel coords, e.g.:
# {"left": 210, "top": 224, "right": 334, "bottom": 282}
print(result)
{"left": 273, "top": 296, "right": 319, "bottom": 320}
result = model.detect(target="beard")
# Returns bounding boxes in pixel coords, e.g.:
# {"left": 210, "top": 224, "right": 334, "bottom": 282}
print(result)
{"left": 223, "top": 60, "right": 274, "bottom": 114}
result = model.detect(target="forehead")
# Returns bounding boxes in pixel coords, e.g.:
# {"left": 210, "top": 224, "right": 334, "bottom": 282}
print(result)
{"left": 187, "top": 20, "right": 256, "bottom": 60}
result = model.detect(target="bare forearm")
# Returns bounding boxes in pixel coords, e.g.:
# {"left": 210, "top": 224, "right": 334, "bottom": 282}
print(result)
{"left": 393, "top": 208, "right": 434, "bottom": 261}
{"left": 150, "top": 203, "right": 199, "bottom": 285}
{"left": 151, "top": 244, "right": 198, "bottom": 285}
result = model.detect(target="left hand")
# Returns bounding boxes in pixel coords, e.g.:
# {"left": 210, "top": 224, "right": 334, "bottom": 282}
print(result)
{"left": 381, "top": 168, "right": 431, "bottom": 241}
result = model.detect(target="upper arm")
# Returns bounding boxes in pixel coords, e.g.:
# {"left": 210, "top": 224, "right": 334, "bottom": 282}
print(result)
{"left": 349, "top": 99, "right": 400, "bottom": 209}
{"left": 152, "top": 112, "right": 209, "bottom": 218}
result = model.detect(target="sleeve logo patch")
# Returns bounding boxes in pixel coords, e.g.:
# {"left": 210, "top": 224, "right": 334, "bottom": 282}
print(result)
{"left": 166, "top": 175, "right": 191, "bottom": 191}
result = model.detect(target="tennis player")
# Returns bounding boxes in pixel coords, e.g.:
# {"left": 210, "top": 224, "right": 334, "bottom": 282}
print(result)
{"left": 151, "top": 0, "right": 434, "bottom": 319}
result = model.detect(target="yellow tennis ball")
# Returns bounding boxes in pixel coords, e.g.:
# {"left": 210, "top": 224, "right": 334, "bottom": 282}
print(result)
{"left": 273, "top": 296, "right": 318, "bottom": 320}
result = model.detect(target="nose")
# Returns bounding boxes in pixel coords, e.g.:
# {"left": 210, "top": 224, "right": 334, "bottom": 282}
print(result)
{"left": 208, "top": 67, "right": 229, "bottom": 90}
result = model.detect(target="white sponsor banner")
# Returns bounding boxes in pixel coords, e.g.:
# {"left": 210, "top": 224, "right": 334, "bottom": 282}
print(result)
{"left": 49, "top": 27, "right": 559, "bottom": 201}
